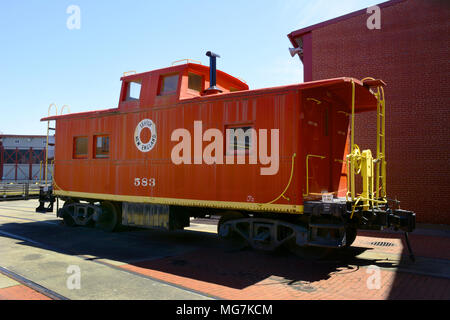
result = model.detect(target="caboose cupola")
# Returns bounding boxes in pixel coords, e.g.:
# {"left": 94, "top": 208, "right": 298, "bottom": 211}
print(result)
{"left": 117, "top": 58, "right": 248, "bottom": 111}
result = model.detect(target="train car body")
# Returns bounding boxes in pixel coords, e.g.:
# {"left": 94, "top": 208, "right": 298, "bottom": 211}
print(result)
{"left": 39, "top": 57, "right": 416, "bottom": 255}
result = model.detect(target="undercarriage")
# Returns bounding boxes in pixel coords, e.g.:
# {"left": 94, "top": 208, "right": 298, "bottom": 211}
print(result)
{"left": 217, "top": 199, "right": 416, "bottom": 259}
{"left": 35, "top": 188, "right": 416, "bottom": 260}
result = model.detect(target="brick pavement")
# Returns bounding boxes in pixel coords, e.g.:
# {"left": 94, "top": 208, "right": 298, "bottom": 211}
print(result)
{"left": 0, "top": 284, "right": 51, "bottom": 300}
{"left": 120, "top": 231, "right": 450, "bottom": 300}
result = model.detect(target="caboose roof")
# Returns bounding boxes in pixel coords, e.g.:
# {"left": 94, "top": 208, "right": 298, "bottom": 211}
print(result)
{"left": 41, "top": 75, "right": 381, "bottom": 122}
{"left": 118, "top": 63, "right": 244, "bottom": 86}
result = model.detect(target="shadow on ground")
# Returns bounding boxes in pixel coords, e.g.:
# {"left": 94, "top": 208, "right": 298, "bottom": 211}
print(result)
{"left": 0, "top": 219, "right": 405, "bottom": 292}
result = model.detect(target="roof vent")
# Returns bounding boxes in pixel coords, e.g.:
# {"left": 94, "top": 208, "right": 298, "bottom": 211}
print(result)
{"left": 204, "top": 51, "right": 222, "bottom": 95}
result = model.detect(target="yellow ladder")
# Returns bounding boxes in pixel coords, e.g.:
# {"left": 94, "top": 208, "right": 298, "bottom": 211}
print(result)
{"left": 42, "top": 104, "right": 70, "bottom": 189}
{"left": 43, "top": 104, "right": 57, "bottom": 189}
{"left": 375, "top": 86, "right": 386, "bottom": 199}
{"left": 346, "top": 78, "right": 387, "bottom": 212}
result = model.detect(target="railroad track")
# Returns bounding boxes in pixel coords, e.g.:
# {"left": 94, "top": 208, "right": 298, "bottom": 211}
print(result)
{"left": 1, "top": 203, "right": 449, "bottom": 300}
{"left": 0, "top": 213, "right": 58, "bottom": 225}
{"left": 0, "top": 266, "right": 69, "bottom": 300}
{"left": 0, "top": 212, "right": 218, "bottom": 300}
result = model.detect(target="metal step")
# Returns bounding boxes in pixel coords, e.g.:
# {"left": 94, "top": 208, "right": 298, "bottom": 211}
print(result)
{"left": 309, "top": 223, "right": 345, "bottom": 229}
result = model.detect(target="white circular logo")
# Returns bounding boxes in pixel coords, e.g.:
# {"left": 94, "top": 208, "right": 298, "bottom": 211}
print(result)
{"left": 134, "top": 119, "right": 157, "bottom": 152}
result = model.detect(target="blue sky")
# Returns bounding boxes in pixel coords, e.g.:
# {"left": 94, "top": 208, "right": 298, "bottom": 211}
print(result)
{"left": 0, "top": 0, "right": 380, "bottom": 135}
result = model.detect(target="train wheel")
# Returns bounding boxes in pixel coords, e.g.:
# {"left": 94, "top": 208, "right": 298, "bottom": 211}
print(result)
{"left": 217, "top": 211, "right": 245, "bottom": 238}
{"left": 60, "top": 199, "right": 79, "bottom": 227}
{"left": 61, "top": 207, "right": 76, "bottom": 227}
{"left": 217, "top": 211, "right": 248, "bottom": 250}
{"left": 96, "top": 201, "right": 120, "bottom": 232}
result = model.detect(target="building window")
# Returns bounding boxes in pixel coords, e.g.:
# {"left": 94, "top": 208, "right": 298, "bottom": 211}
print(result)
{"left": 158, "top": 74, "right": 179, "bottom": 95}
{"left": 94, "top": 135, "right": 110, "bottom": 159}
{"left": 125, "top": 81, "right": 142, "bottom": 101}
{"left": 17, "top": 150, "right": 29, "bottom": 164}
{"left": 188, "top": 73, "right": 203, "bottom": 92}
{"left": 73, "top": 137, "right": 88, "bottom": 159}
{"left": 4, "top": 149, "right": 17, "bottom": 164}
{"left": 226, "top": 125, "right": 254, "bottom": 155}
{"left": 31, "top": 150, "right": 45, "bottom": 164}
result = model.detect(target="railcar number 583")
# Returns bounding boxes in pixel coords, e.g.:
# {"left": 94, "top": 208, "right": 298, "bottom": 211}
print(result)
{"left": 134, "top": 178, "right": 156, "bottom": 187}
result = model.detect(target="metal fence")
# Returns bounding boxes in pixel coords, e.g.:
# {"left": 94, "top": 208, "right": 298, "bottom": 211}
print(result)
{"left": 0, "top": 182, "right": 41, "bottom": 200}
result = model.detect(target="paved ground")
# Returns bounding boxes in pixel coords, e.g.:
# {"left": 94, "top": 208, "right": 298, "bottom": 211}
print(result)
{"left": 0, "top": 200, "right": 449, "bottom": 300}
{"left": 0, "top": 273, "right": 50, "bottom": 300}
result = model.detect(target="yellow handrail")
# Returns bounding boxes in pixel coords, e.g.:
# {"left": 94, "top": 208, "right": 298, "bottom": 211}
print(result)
{"left": 44, "top": 103, "right": 58, "bottom": 187}
{"left": 39, "top": 161, "right": 42, "bottom": 184}
{"left": 350, "top": 198, "right": 361, "bottom": 219}
{"left": 350, "top": 80, "right": 356, "bottom": 200}
{"left": 60, "top": 105, "right": 71, "bottom": 115}
{"left": 48, "top": 103, "right": 58, "bottom": 117}
{"left": 303, "top": 154, "right": 326, "bottom": 197}
{"left": 380, "top": 86, "right": 387, "bottom": 198}
{"left": 123, "top": 70, "right": 136, "bottom": 76}
{"left": 265, "top": 153, "right": 296, "bottom": 204}
{"left": 171, "top": 59, "right": 202, "bottom": 66}
{"left": 338, "top": 110, "right": 350, "bottom": 116}
{"left": 306, "top": 98, "right": 322, "bottom": 105}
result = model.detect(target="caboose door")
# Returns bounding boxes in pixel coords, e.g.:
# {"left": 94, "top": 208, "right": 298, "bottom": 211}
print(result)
{"left": 301, "top": 97, "right": 333, "bottom": 197}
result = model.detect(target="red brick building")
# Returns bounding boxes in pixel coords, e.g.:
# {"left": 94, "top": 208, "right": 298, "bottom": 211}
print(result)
{"left": 288, "top": 0, "right": 449, "bottom": 224}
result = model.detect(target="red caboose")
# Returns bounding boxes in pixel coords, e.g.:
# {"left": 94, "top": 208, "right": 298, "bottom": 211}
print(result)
{"left": 38, "top": 52, "right": 415, "bottom": 256}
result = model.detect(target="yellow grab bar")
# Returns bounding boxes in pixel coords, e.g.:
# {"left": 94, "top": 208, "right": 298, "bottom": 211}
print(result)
{"left": 303, "top": 154, "right": 326, "bottom": 197}
{"left": 60, "top": 105, "right": 71, "bottom": 115}
{"left": 306, "top": 98, "right": 322, "bottom": 105}
{"left": 123, "top": 70, "right": 136, "bottom": 76}
{"left": 265, "top": 153, "right": 296, "bottom": 204}
{"left": 171, "top": 59, "right": 202, "bottom": 66}
{"left": 48, "top": 103, "right": 57, "bottom": 117}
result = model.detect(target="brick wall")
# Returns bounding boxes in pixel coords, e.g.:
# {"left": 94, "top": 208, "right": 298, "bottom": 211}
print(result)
{"left": 309, "top": 0, "right": 450, "bottom": 224}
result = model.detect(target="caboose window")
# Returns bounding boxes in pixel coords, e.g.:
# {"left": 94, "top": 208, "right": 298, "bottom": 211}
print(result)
{"left": 73, "top": 137, "right": 88, "bottom": 159}
{"left": 94, "top": 135, "right": 110, "bottom": 159}
{"left": 226, "top": 126, "right": 254, "bottom": 155}
{"left": 125, "top": 81, "right": 141, "bottom": 101}
{"left": 159, "top": 74, "right": 179, "bottom": 95}
{"left": 188, "top": 73, "right": 203, "bottom": 92}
